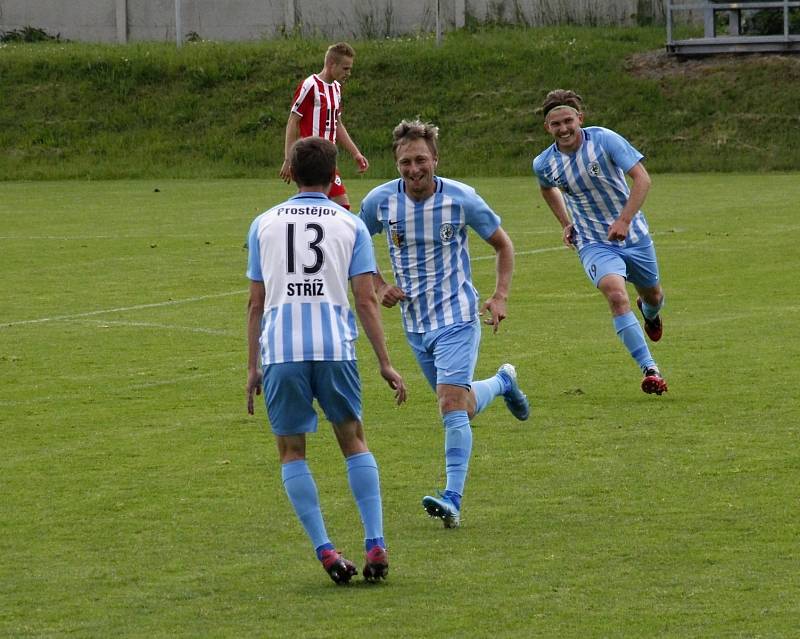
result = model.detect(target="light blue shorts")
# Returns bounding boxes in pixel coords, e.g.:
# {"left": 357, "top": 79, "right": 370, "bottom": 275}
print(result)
{"left": 578, "top": 239, "right": 660, "bottom": 289}
{"left": 261, "top": 360, "right": 362, "bottom": 435}
{"left": 405, "top": 318, "right": 480, "bottom": 391}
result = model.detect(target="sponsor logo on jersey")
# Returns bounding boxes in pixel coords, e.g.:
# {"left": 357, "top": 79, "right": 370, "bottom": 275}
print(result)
{"left": 554, "top": 175, "right": 572, "bottom": 196}
{"left": 389, "top": 220, "right": 405, "bottom": 248}
{"left": 275, "top": 206, "right": 338, "bottom": 217}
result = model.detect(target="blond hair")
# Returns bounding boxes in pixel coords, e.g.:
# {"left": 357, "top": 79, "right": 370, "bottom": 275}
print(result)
{"left": 325, "top": 42, "right": 355, "bottom": 64}
{"left": 392, "top": 119, "right": 439, "bottom": 158}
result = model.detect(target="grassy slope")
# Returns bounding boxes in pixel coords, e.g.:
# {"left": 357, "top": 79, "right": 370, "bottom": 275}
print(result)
{"left": 1, "top": 26, "right": 799, "bottom": 180}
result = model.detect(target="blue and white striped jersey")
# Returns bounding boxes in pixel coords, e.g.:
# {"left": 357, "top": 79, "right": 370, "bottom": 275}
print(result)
{"left": 246, "top": 192, "right": 375, "bottom": 365}
{"left": 532, "top": 126, "right": 650, "bottom": 249}
{"left": 359, "top": 176, "right": 501, "bottom": 334}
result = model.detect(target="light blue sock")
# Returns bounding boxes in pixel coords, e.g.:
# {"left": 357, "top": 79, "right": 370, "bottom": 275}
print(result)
{"left": 641, "top": 296, "right": 664, "bottom": 320}
{"left": 345, "top": 451, "right": 384, "bottom": 544}
{"left": 281, "top": 460, "right": 330, "bottom": 552}
{"left": 614, "top": 311, "right": 655, "bottom": 371}
{"left": 443, "top": 410, "right": 472, "bottom": 498}
{"left": 472, "top": 374, "right": 505, "bottom": 416}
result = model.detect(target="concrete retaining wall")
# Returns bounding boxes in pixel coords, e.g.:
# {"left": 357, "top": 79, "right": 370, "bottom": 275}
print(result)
{"left": 0, "top": 0, "right": 666, "bottom": 43}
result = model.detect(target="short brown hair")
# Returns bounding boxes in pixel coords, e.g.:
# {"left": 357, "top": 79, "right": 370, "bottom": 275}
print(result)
{"left": 541, "top": 89, "right": 584, "bottom": 118}
{"left": 391, "top": 119, "right": 439, "bottom": 158}
{"left": 326, "top": 42, "right": 355, "bottom": 64}
{"left": 290, "top": 137, "right": 337, "bottom": 187}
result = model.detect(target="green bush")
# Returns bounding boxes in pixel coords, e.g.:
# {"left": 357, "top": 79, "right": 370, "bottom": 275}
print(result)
{"left": 0, "top": 25, "right": 62, "bottom": 43}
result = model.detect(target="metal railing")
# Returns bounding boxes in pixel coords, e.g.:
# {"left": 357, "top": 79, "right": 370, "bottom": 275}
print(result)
{"left": 666, "top": 0, "right": 800, "bottom": 54}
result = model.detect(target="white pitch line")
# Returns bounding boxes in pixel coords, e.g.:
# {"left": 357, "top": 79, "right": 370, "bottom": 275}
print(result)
{"left": 4, "top": 247, "right": 565, "bottom": 328}
{"left": 2, "top": 289, "right": 248, "bottom": 328}
{"left": 71, "top": 318, "right": 240, "bottom": 337}
{"left": 473, "top": 245, "right": 566, "bottom": 261}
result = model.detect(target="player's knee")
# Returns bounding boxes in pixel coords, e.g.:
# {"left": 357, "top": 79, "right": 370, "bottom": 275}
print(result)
{"left": 605, "top": 289, "right": 630, "bottom": 314}
{"left": 437, "top": 392, "right": 471, "bottom": 415}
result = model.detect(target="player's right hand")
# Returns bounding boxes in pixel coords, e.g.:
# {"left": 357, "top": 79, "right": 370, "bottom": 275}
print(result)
{"left": 246, "top": 368, "right": 263, "bottom": 415}
{"left": 563, "top": 223, "right": 576, "bottom": 248}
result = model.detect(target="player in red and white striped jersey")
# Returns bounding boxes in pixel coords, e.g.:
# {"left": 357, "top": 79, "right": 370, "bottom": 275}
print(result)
{"left": 279, "top": 42, "right": 369, "bottom": 210}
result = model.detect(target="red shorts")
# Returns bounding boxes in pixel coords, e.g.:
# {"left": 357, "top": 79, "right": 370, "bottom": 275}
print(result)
{"left": 328, "top": 169, "right": 346, "bottom": 199}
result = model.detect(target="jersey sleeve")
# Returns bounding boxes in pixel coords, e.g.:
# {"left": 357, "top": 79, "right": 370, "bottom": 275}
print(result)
{"left": 357, "top": 190, "right": 383, "bottom": 236}
{"left": 599, "top": 128, "right": 644, "bottom": 173}
{"left": 245, "top": 217, "right": 263, "bottom": 281}
{"left": 349, "top": 219, "right": 377, "bottom": 277}
{"left": 462, "top": 187, "right": 501, "bottom": 240}
{"left": 290, "top": 78, "right": 313, "bottom": 118}
{"left": 532, "top": 152, "right": 558, "bottom": 188}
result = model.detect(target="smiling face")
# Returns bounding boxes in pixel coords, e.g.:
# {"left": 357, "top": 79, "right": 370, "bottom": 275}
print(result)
{"left": 395, "top": 138, "right": 438, "bottom": 201}
{"left": 544, "top": 106, "right": 584, "bottom": 153}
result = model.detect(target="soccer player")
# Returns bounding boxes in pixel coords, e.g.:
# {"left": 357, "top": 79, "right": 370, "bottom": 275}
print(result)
{"left": 279, "top": 42, "right": 368, "bottom": 211}
{"left": 358, "top": 119, "right": 531, "bottom": 529}
{"left": 246, "top": 136, "right": 406, "bottom": 584}
{"left": 532, "top": 89, "right": 667, "bottom": 395}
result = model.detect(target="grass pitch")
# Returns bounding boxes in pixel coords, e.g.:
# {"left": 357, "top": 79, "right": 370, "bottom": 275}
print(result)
{"left": 1, "top": 175, "right": 798, "bottom": 637}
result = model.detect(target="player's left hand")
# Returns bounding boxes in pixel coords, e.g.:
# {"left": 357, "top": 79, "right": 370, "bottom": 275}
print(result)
{"left": 355, "top": 153, "right": 369, "bottom": 173}
{"left": 378, "top": 283, "right": 405, "bottom": 308}
{"left": 380, "top": 365, "right": 407, "bottom": 406}
{"left": 279, "top": 159, "right": 292, "bottom": 184}
{"left": 246, "top": 368, "right": 263, "bottom": 415}
{"left": 480, "top": 294, "right": 507, "bottom": 333}
{"left": 607, "top": 218, "right": 630, "bottom": 242}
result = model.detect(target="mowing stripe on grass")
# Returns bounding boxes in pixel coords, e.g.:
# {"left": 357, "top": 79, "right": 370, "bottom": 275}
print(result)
{"left": 4, "top": 247, "right": 567, "bottom": 328}
{"left": 2, "top": 289, "right": 248, "bottom": 328}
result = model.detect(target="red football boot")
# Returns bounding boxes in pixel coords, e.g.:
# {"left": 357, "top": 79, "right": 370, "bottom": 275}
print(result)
{"left": 637, "top": 297, "right": 663, "bottom": 342}
{"left": 319, "top": 549, "right": 358, "bottom": 585}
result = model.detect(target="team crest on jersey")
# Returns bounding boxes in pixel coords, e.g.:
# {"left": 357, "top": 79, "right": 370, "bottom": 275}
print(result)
{"left": 334, "top": 175, "right": 342, "bottom": 186}
{"left": 439, "top": 223, "right": 455, "bottom": 243}
{"left": 588, "top": 161, "right": 601, "bottom": 177}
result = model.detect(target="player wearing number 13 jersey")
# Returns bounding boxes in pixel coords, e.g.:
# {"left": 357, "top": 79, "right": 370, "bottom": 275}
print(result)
{"left": 246, "top": 185, "right": 372, "bottom": 364}
{"left": 246, "top": 137, "right": 405, "bottom": 585}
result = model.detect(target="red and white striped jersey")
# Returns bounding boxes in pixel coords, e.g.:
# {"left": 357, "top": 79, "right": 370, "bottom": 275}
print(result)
{"left": 290, "top": 74, "right": 342, "bottom": 142}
